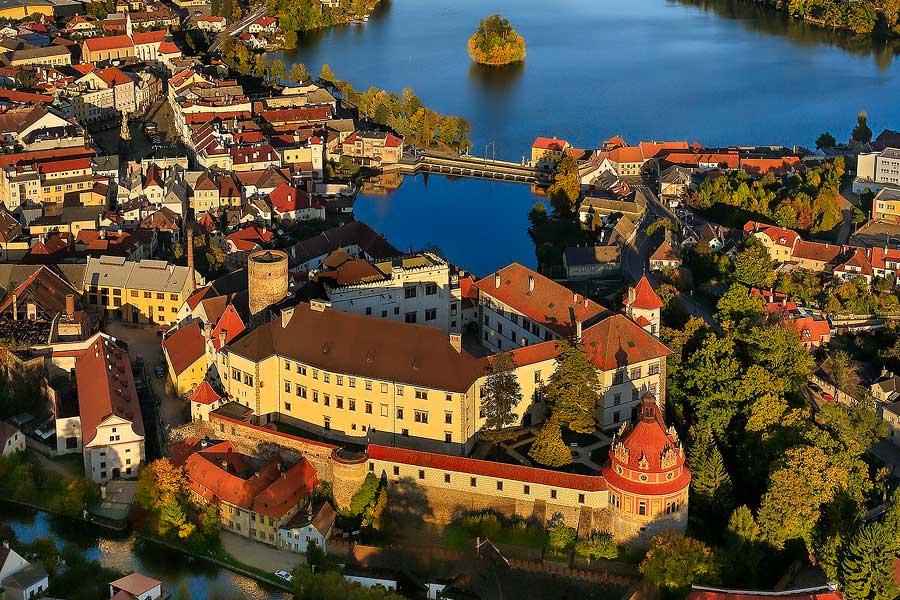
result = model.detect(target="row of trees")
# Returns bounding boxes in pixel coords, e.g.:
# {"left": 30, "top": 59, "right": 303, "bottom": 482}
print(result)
{"left": 263, "top": 0, "right": 376, "bottom": 33}
{"left": 688, "top": 158, "right": 845, "bottom": 234}
{"left": 0, "top": 452, "right": 100, "bottom": 517}
{"left": 759, "top": 0, "right": 900, "bottom": 36}
{"left": 320, "top": 66, "right": 471, "bottom": 152}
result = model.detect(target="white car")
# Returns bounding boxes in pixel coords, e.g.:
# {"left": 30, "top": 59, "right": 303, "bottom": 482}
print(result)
{"left": 274, "top": 570, "right": 293, "bottom": 583}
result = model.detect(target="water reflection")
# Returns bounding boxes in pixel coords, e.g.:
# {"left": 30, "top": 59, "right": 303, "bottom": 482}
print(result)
{"left": 467, "top": 60, "right": 525, "bottom": 92}
{"left": 669, "top": 0, "right": 900, "bottom": 68}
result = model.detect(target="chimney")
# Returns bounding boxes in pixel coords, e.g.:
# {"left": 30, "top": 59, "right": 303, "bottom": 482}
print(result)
{"left": 527, "top": 275, "right": 534, "bottom": 292}
{"left": 449, "top": 333, "right": 461, "bottom": 353}
{"left": 186, "top": 228, "right": 196, "bottom": 292}
{"left": 281, "top": 306, "right": 294, "bottom": 328}
{"left": 11, "top": 293, "right": 16, "bottom": 321}
{"left": 573, "top": 292, "right": 578, "bottom": 304}
{"left": 575, "top": 319, "right": 582, "bottom": 341}
{"left": 65, "top": 293, "right": 75, "bottom": 317}
{"left": 218, "top": 328, "right": 227, "bottom": 349}
{"left": 583, "top": 295, "right": 588, "bottom": 308}
{"left": 494, "top": 273, "right": 500, "bottom": 288}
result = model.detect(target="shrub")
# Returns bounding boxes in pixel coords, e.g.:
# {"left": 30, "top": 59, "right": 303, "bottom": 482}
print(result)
{"left": 575, "top": 531, "right": 619, "bottom": 560}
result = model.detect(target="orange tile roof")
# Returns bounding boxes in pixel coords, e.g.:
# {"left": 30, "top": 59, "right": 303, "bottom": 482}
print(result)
{"left": 369, "top": 444, "right": 607, "bottom": 491}
{"left": 190, "top": 380, "right": 222, "bottom": 405}
{"left": 790, "top": 240, "right": 841, "bottom": 263}
{"left": 131, "top": 29, "right": 166, "bottom": 45}
{"left": 474, "top": 263, "right": 608, "bottom": 338}
{"left": 162, "top": 320, "right": 205, "bottom": 375}
{"left": 211, "top": 303, "right": 245, "bottom": 350}
{"left": 532, "top": 136, "right": 568, "bottom": 151}
{"left": 623, "top": 275, "right": 663, "bottom": 310}
{"left": 83, "top": 34, "right": 133, "bottom": 52}
{"left": 685, "top": 587, "right": 841, "bottom": 600}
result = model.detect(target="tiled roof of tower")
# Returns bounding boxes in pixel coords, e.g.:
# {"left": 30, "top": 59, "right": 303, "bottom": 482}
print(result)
{"left": 190, "top": 380, "right": 222, "bottom": 405}
{"left": 623, "top": 276, "right": 663, "bottom": 310}
{"left": 474, "top": 263, "right": 608, "bottom": 338}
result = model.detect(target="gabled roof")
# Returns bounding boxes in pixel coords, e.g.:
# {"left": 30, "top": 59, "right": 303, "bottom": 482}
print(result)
{"left": 211, "top": 302, "right": 245, "bottom": 350}
{"left": 109, "top": 573, "right": 162, "bottom": 596}
{"left": 474, "top": 263, "right": 608, "bottom": 339}
{"left": 162, "top": 320, "right": 205, "bottom": 375}
{"left": 0, "top": 265, "right": 77, "bottom": 316}
{"left": 190, "top": 379, "right": 222, "bottom": 405}
{"left": 269, "top": 183, "right": 311, "bottom": 213}
{"left": 532, "top": 136, "right": 568, "bottom": 151}
{"left": 649, "top": 240, "right": 681, "bottom": 263}
{"left": 791, "top": 240, "right": 841, "bottom": 263}
{"left": 225, "top": 225, "right": 272, "bottom": 252}
{"left": 83, "top": 34, "right": 133, "bottom": 52}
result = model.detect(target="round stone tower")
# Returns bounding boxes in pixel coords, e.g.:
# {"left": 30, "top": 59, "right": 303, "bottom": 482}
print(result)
{"left": 248, "top": 249, "right": 289, "bottom": 319}
{"left": 602, "top": 393, "right": 691, "bottom": 544}
{"left": 330, "top": 448, "right": 369, "bottom": 511}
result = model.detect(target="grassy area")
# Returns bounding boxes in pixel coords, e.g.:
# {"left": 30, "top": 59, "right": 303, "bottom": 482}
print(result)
{"left": 444, "top": 511, "right": 547, "bottom": 554}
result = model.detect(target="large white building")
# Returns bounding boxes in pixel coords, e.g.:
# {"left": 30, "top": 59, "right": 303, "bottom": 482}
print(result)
{"left": 854, "top": 147, "right": 900, "bottom": 193}
{"left": 316, "top": 251, "right": 462, "bottom": 333}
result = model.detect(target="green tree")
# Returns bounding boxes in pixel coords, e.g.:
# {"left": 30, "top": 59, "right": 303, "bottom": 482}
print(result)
{"left": 290, "top": 62, "right": 309, "bottom": 83}
{"left": 840, "top": 522, "right": 900, "bottom": 600}
{"left": 734, "top": 243, "right": 776, "bottom": 288}
{"left": 744, "top": 325, "right": 813, "bottom": 393}
{"left": 546, "top": 155, "right": 581, "bottom": 213}
{"left": 544, "top": 339, "right": 599, "bottom": 433}
{"left": 640, "top": 532, "right": 720, "bottom": 591}
{"left": 528, "top": 418, "right": 572, "bottom": 467}
{"left": 306, "top": 539, "right": 325, "bottom": 568}
{"left": 14, "top": 69, "right": 35, "bottom": 89}
{"left": 816, "top": 131, "right": 836, "bottom": 149}
{"left": 715, "top": 284, "right": 766, "bottom": 328}
{"left": 575, "top": 531, "right": 618, "bottom": 560}
{"left": 467, "top": 14, "right": 526, "bottom": 65}
{"left": 319, "top": 63, "right": 336, "bottom": 83}
{"left": 688, "top": 427, "right": 734, "bottom": 531}
{"left": 480, "top": 351, "right": 523, "bottom": 440}
{"left": 852, "top": 111, "right": 873, "bottom": 144}
{"left": 283, "top": 30, "right": 298, "bottom": 49}
{"left": 528, "top": 202, "right": 548, "bottom": 227}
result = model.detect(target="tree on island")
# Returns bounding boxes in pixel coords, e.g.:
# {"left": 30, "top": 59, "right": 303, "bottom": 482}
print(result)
{"left": 852, "top": 111, "right": 873, "bottom": 144}
{"left": 467, "top": 14, "right": 526, "bottom": 66}
{"left": 480, "top": 351, "right": 523, "bottom": 441}
{"left": 816, "top": 131, "right": 836, "bottom": 149}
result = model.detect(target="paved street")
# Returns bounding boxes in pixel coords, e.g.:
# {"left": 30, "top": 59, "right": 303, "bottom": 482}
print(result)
{"left": 220, "top": 531, "right": 301, "bottom": 573}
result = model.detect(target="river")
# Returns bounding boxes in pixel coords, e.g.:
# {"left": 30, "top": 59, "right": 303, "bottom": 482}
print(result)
{"left": 1, "top": 504, "right": 289, "bottom": 600}
{"left": 274, "top": 0, "right": 900, "bottom": 275}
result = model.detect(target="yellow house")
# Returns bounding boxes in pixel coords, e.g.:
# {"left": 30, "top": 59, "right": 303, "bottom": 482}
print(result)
{"left": 162, "top": 320, "right": 207, "bottom": 395}
{"left": 531, "top": 136, "right": 570, "bottom": 165}
{"left": 82, "top": 256, "right": 197, "bottom": 326}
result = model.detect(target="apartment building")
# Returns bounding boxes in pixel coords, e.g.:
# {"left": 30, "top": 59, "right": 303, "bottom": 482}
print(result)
{"left": 872, "top": 187, "right": 900, "bottom": 223}
{"left": 170, "top": 438, "right": 318, "bottom": 547}
{"left": 316, "top": 250, "right": 461, "bottom": 333}
{"left": 82, "top": 256, "right": 196, "bottom": 325}
{"left": 341, "top": 131, "right": 403, "bottom": 167}
{"left": 855, "top": 147, "right": 900, "bottom": 194}
{"left": 530, "top": 136, "right": 570, "bottom": 166}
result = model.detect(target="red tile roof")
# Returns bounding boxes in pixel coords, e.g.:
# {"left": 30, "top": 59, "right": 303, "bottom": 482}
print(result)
{"left": 190, "top": 380, "right": 222, "bottom": 405}
{"left": 71, "top": 334, "right": 144, "bottom": 446}
{"left": 252, "top": 458, "right": 318, "bottom": 518}
{"left": 745, "top": 221, "right": 799, "bottom": 248}
{"left": 225, "top": 225, "right": 273, "bottom": 252}
{"left": 211, "top": 303, "right": 245, "bottom": 351}
{"left": 131, "top": 29, "right": 166, "bottom": 45}
{"left": 269, "top": 183, "right": 312, "bottom": 213}
{"left": 623, "top": 275, "right": 663, "bottom": 310}
{"left": 532, "top": 136, "right": 569, "bottom": 151}
{"left": 639, "top": 140, "right": 689, "bottom": 159}
{"left": 368, "top": 445, "right": 607, "bottom": 491}
{"left": 162, "top": 320, "right": 205, "bottom": 375}
{"left": 474, "top": 263, "right": 608, "bottom": 338}
{"left": 785, "top": 317, "right": 831, "bottom": 345}
{"left": 605, "top": 146, "right": 644, "bottom": 163}
{"left": 685, "top": 587, "right": 841, "bottom": 600}
{"left": 35, "top": 156, "right": 92, "bottom": 175}
{"left": 83, "top": 34, "right": 133, "bottom": 52}
{"left": 791, "top": 240, "right": 841, "bottom": 264}
{"left": 260, "top": 106, "right": 332, "bottom": 124}
{"left": 740, "top": 157, "right": 801, "bottom": 175}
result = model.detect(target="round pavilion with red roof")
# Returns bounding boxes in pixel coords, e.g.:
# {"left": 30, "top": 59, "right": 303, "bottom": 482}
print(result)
{"left": 602, "top": 393, "right": 690, "bottom": 541}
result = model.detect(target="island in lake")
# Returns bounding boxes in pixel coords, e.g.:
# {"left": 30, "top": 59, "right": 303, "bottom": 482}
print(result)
{"left": 467, "top": 14, "right": 526, "bottom": 66}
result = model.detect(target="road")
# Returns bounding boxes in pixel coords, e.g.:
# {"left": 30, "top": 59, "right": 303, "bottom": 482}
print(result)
{"left": 622, "top": 182, "right": 717, "bottom": 327}
{"left": 209, "top": 5, "right": 268, "bottom": 53}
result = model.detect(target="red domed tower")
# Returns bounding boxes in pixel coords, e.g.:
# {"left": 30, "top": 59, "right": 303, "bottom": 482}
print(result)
{"left": 602, "top": 393, "right": 690, "bottom": 541}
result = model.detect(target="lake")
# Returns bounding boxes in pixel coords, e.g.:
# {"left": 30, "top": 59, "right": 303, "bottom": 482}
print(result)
{"left": 278, "top": 0, "right": 900, "bottom": 275}
{"left": 1, "top": 504, "right": 289, "bottom": 600}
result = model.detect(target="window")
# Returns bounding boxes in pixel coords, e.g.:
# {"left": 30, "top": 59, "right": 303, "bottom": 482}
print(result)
{"left": 297, "top": 386, "right": 307, "bottom": 398}
{"left": 365, "top": 380, "right": 372, "bottom": 391}
{"left": 415, "top": 389, "right": 427, "bottom": 400}
{"left": 337, "top": 376, "right": 343, "bottom": 386}
{"left": 349, "top": 399, "right": 356, "bottom": 411}
{"left": 404, "top": 286, "right": 417, "bottom": 299}
{"left": 156, "top": 292, "right": 164, "bottom": 300}
{"left": 497, "top": 323, "right": 503, "bottom": 335}
{"left": 418, "top": 470, "right": 425, "bottom": 480}
{"left": 397, "top": 386, "right": 404, "bottom": 396}
{"left": 425, "top": 308, "right": 437, "bottom": 321}
{"left": 444, "top": 473, "right": 451, "bottom": 483}
{"left": 365, "top": 307, "right": 372, "bottom": 315}
{"left": 380, "top": 404, "right": 388, "bottom": 417}
{"left": 324, "top": 373, "right": 330, "bottom": 383}
{"left": 632, "top": 389, "right": 639, "bottom": 402}
{"left": 244, "top": 373, "right": 253, "bottom": 386}
{"left": 523, "top": 485, "right": 530, "bottom": 495}
{"left": 578, "top": 494, "right": 585, "bottom": 504}
{"left": 393, "top": 466, "right": 400, "bottom": 476}
{"left": 285, "top": 402, "right": 292, "bottom": 411}
{"left": 445, "top": 412, "right": 452, "bottom": 424}
{"left": 405, "top": 312, "right": 417, "bottom": 323}
{"left": 284, "top": 381, "right": 291, "bottom": 393}
{"left": 313, "top": 370, "right": 319, "bottom": 380}
{"left": 470, "top": 477, "right": 477, "bottom": 487}
{"left": 638, "top": 501, "right": 646, "bottom": 516}
{"left": 445, "top": 393, "right": 452, "bottom": 401}
{"left": 613, "top": 370, "right": 624, "bottom": 385}
{"left": 425, "top": 282, "right": 437, "bottom": 295}
{"left": 313, "top": 391, "right": 319, "bottom": 403}
{"left": 613, "top": 411, "right": 620, "bottom": 422}
{"left": 444, "top": 432, "right": 452, "bottom": 443}
{"left": 648, "top": 362, "right": 660, "bottom": 376}
{"left": 284, "top": 360, "right": 291, "bottom": 371}
{"left": 613, "top": 393, "right": 621, "bottom": 405}
{"left": 630, "top": 367, "right": 641, "bottom": 380}
{"left": 415, "top": 410, "right": 428, "bottom": 424}
{"left": 396, "top": 407, "right": 404, "bottom": 420}
{"left": 381, "top": 310, "right": 387, "bottom": 317}
{"left": 336, "top": 397, "right": 343, "bottom": 409}
{"left": 550, "top": 489, "right": 557, "bottom": 499}
{"left": 380, "top": 383, "right": 388, "bottom": 393}
{"left": 534, "top": 370, "right": 541, "bottom": 383}
{"left": 170, "top": 293, "right": 178, "bottom": 301}
{"left": 296, "top": 364, "right": 306, "bottom": 375}
{"left": 484, "top": 315, "right": 490, "bottom": 326}
{"left": 496, "top": 481, "right": 503, "bottom": 491}
{"left": 323, "top": 395, "right": 330, "bottom": 406}
{"left": 402, "top": 428, "right": 409, "bottom": 436}
{"left": 349, "top": 378, "right": 356, "bottom": 388}
{"left": 510, "top": 314, "right": 518, "bottom": 325}
{"left": 130, "top": 290, "right": 138, "bottom": 297}
{"left": 366, "top": 402, "right": 373, "bottom": 414}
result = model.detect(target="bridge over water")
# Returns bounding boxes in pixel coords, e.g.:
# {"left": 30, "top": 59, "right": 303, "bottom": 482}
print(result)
{"left": 384, "top": 152, "right": 542, "bottom": 183}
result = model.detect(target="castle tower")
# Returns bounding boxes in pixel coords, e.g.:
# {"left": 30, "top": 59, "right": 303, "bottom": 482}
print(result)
{"left": 602, "top": 394, "right": 690, "bottom": 544}
{"left": 247, "top": 249, "right": 289, "bottom": 323}
{"left": 624, "top": 275, "right": 662, "bottom": 336}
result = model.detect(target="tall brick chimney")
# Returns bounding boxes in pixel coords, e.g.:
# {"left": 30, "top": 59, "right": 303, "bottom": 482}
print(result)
{"left": 65, "top": 294, "right": 75, "bottom": 318}
{"left": 186, "top": 228, "right": 196, "bottom": 292}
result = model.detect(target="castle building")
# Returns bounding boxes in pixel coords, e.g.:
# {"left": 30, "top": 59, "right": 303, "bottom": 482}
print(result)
{"left": 602, "top": 394, "right": 690, "bottom": 539}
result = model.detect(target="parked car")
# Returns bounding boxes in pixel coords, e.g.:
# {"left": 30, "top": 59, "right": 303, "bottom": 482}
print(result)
{"left": 274, "top": 570, "right": 293, "bottom": 583}
{"left": 154, "top": 365, "right": 165, "bottom": 378}
{"left": 822, "top": 393, "right": 834, "bottom": 403}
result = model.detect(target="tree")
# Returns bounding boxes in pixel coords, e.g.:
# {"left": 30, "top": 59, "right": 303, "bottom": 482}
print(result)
{"left": 528, "top": 418, "right": 572, "bottom": 467}
{"left": 757, "top": 445, "right": 843, "bottom": 549}
{"left": 14, "top": 69, "right": 35, "bottom": 90}
{"left": 283, "top": 30, "right": 298, "bottom": 49}
{"left": 480, "top": 352, "right": 522, "bottom": 439}
{"left": 734, "top": 243, "right": 776, "bottom": 288}
{"left": 268, "top": 58, "right": 287, "bottom": 83}
{"left": 546, "top": 156, "right": 581, "bottom": 213}
{"left": 543, "top": 339, "right": 599, "bottom": 433}
{"left": 816, "top": 131, "right": 836, "bottom": 150}
{"left": 840, "top": 522, "right": 900, "bottom": 600}
{"left": 852, "top": 111, "right": 873, "bottom": 144}
{"left": 828, "top": 349, "right": 859, "bottom": 394}
{"left": 528, "top": 202, "right": 548, "bottom": 227}
{"left": 640, "top": 532, "right": 720, "bottom": 591}
{"left": 290, "top": 62, "right": 309, "bottom": 83}
{"left": 467, "top": 14, "right": 526, "bottom": 65}
{"left": 744, "top": 325, "right": 813, "bottom": 393}
{"left": 135, "top": 458, "right": 188, "bottom": 512}
{"left": 306, "top": 539, "right": 325, "bottom": 568}
{"left": 715, "top": 284, "right": 766, "bottom": 328}
{"left": 688, "top": 427, "right": 733, "bottom": 530}
{"left": 575, "top": 531, "right": 618, "bottom": 560}
{"left": 319, "top": 63, "right": 336, "bottom": 83}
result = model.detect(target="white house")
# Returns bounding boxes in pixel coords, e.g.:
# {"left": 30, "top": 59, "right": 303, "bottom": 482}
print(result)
{"left": 0, "top": 422, "right": 25, "bottom": 455}
{"left": 278, "top": 502, "right": 337, "bottom": 555}
{"left": 1, "top": 545, "right": 49, "bottom": 600}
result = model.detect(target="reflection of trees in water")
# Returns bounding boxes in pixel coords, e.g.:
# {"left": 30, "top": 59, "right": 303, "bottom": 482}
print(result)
{"left": 669, "top": 0, "right": 900, "bottom": 68}
{"left": 468, "top": 61, "right": 525, "bottom": 93}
